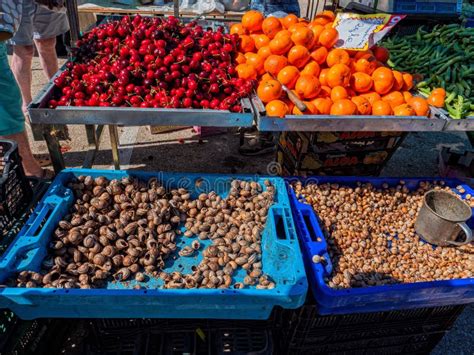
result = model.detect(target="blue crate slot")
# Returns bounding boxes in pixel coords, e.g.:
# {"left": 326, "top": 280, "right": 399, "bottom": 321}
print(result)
{"left": 393, "top": 0, "right": 461, "bottom": 15}
{"left": 0, "top": 169, "right": 307, "bottom": 320}
{"left": 286, "top": 176, "right": 474, "bottom": 315}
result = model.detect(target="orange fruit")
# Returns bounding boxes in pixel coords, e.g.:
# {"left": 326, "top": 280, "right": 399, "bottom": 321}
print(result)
{"left": 241, "top": 10, "right": 264, "bottom": 33}
{"left": 351, "top": 96, "right": 372, "bottom": 115}
{"left": 269, "top": 32, "right": 293, "bottom": 55}
{"left": 291, "top": 27, "right": 314, "bottom": 48}
{"left": 319, "top": 68, "right": 330, "bottom": 86}
{"left": 402, "top": 91, "right": 413, "bottom": 102}
{"left": 382, "top": 91, "right": 405, "bottom": 109}
{"left": 402, "top": 73, "right": 414, "bottom": 91}
{"left": 236, "top": 63, "right": 257, "bottom": 80}
{"left": 312, "top": 97, "right": 333, "bottom": 114}
{"left": 307, "top": 24, "right": 325, "bottom": 46}
{"left": 354, "top": 56, "right": 377, "bottom": 75}
{"left": 319, "top": 85, "right": 332, "bottom": 98}
{"left": 326, "top": 63, "right": 351, "bottom": 88}
{"left": 264, "top": 55, "right": 288, "bottom": 76}
{"left": 310, "top": 46, "right": 328, "bottom": 65}
{"left": 318, "top": 28, "right": 339, "bottom": 48}
{"left": 373, "top": 46, "right": 390, "bottom": 63}
{"left": 266, "top": 100, "right": 289, "bottom": 117}
{"left": 330, "top": 99, "right": 357, "bottom": 115}
{"left": 350, "top": 72, "right": 373, "bottom": 93}
{"left": 427, "top": 93, "right": 445, "bottom": 108}
{"left": 361, "top": 92, "right": 381, "bottom": 106}
{"left": 393, "top": 103, "right": 416, "bottom": 116}
{"left": 282, "top": 14, "right": 299, "bottom": 29}
{"left": 257, "top": 46, "right": 272, "bottom": 60}
{"left": 392, "top": 71, "right": 404, "bottom": 91}
{"left": 312, "top": 10, "right": 335, "bottom": 26}
{"left": 245, "top": 53, "right": 265, "bottom": 74}
{"left": 354, "top": 50, "right": 373, "bottom": 60}
{"left": 372, "top": 100, "right": 393, "bottom": 116}
{"left": 262, "top": 17, "right": 282, "bottom": 39}
{"left": 293, "top": 101, "right": 317, "bottom": 115}
{"left": 287, "top": 45, "right": 310, "bottom": 68}
{"left": 239, "top": 35, "right": 255, "bottom": 53}
{"left": 330, "top": 86, "right": 348, "bottom": 101}
{"left": 372, "top": 67, "right": 394, "bottom": 95}
{"left": 326, "top": 48, "right": 350, "bottom": 67}
{"left": 431, "top": 88, "right": 446, "bottom": 97}
{"left": 301, "top": 61, "right": 321, "bottom": 77}
{"left": 261, "top": 73, "right": 273, "bottom": 83}
{"left": 230, "top": 23, "right": 247, "bottom": 35}
{"left": 235, "top": 52, "right": 246, "bottom": 64}
{"left": 288, "top": 22, "right": 308, "bottom": 34}
{"left": 257, "top": 79, "right": 283, "bottom": 103}
{"left": 408, "top": 97, "right": 430, "bottom": 117}
{"left": 253, "top": 34, "right": 270, "bottom": 49}
{"left": 295, "top": 74, "right": 321, "bottom": 99}
{"left": 277, "top": 65, "right": 300, "bottom": 89}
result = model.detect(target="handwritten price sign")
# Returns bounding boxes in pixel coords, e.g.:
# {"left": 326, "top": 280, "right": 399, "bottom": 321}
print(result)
{"left": 333, "top": 13, "right": 405, "bottom": 51}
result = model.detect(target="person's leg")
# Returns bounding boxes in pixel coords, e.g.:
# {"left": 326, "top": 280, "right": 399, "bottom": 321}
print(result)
{"left": 0, "top": 132, "right": 43, "bottom": 177}
{"left": 34, "top": 37, "right": 58, "bottom": 79}
{"left": 10, "top": 45, "right": 34, "bottom": 113}
{"left": 0, "top": 43, "right": 44, "bottom": 178}
{"left": 9, "top": 0, "right": 36, "bottom": 113}
{"left": 33, "top": 5, "right": 69, "bottom": 79}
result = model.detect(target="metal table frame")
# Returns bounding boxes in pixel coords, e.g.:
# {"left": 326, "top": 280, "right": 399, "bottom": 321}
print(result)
{"left": 37, "top": 1, "right": 471, "bottom": 173}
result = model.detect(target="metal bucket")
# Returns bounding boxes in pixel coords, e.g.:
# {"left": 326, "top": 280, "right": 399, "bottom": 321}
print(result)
{"left": 415, "top": 190, "right": 473, "bottom": 246}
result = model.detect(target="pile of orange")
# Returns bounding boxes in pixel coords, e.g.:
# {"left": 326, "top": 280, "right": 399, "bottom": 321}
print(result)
{"left": 232, "top": 10, "right": 442, "bottom": 118}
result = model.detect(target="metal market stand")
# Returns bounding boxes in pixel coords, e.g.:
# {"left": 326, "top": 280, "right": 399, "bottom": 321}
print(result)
{"left": 29, "top": 0, "right": 474, "bottom": 173}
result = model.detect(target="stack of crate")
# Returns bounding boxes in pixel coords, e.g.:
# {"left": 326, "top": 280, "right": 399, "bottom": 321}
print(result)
{"left": 276, "top": 131, "right": 406, "bottom": 176}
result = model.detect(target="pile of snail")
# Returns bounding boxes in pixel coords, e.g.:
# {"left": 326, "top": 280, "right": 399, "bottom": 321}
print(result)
{"left": 14, "top": 176, "right": 275, "bottom": 290}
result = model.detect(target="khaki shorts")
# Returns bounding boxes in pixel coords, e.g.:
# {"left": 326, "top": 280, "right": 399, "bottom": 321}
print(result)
{"left": 10, "top": 0, "right": 69, "bottom": 46}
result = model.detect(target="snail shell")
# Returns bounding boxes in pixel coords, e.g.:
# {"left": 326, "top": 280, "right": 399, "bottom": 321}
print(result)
{"left": 93, "top": 253, "right": 107, "bottom": 266}
{"left": 135, "top": 272, "right": 146, "bottom": 282}
{"left": 178, "top": 246, "right": 195, "bottom": 257}
{"left": 114, "top": 268, "right": 131, "bottom": 281}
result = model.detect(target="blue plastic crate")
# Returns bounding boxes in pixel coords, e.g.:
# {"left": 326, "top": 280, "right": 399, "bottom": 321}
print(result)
{"left": 0, "top": 169, "right": 307, "bottom": 320}
{"left": 286, "top": 176, "right": 474, "bottom": 315}
{"left": 393, "top": 0, "right": 462, "bottom": 15}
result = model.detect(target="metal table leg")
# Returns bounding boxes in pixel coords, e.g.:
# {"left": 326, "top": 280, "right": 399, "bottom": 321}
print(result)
{"left": 83, "top": 125, "right": 104, "bottom": 168}
{"left": 43, "top": 125, "right": 65, "bottom": 173}
{"left": 108, "top": 125, "right": 120, "bottom": 170}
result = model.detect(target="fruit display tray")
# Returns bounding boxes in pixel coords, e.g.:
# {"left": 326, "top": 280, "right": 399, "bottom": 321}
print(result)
{"left": 27, "top": 16, "right": 255, "bottom": 128}
{"left": 27, "top": 61, "right": 255, "bottom": 128}
{"left": 252, "top": 97, "right": 449, "bottom": 132}
{"left": 0, "top": 169, "right": 307, "bottom": 320}
{"left": 286, "top": 176, "right": 474, "bottom": 315}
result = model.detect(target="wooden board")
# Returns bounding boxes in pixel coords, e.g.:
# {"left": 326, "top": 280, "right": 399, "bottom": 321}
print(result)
{"left": 78, "top": 1, "right": 244, "bottom": 20}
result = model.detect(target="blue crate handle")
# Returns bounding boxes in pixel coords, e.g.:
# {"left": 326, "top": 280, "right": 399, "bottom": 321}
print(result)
{"left": 0, "top": 186, "right": 74, "bottom": 278}
{"left": 286, "top": 185, "right": 333, "bottom": 277}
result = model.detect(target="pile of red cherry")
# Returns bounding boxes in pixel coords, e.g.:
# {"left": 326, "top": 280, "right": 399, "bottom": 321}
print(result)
{"left": 49, "top": 15, "right": 255, "bottom": 111}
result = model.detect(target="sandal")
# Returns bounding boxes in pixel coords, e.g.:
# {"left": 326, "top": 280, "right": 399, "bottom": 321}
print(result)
{"left": 33, "top": 154, "right": 52, "bottom": 167}
{"left": 40, "top": 169, "right": 55, "bottom": 180}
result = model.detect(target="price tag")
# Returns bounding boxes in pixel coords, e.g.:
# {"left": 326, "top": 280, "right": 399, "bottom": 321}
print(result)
{"left": 333, "top": 13, "right": 406, "bottom": 51}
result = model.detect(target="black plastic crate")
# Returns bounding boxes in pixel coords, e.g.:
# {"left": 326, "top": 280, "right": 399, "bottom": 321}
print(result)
{"left": 86, "top": 320, "right": 273, "bottom": 355}
{"left": 0, "top": 140, "right": 32, "bottom": 237}
{"left": 277, "top": 303, "right": 464, "bottom": 354}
